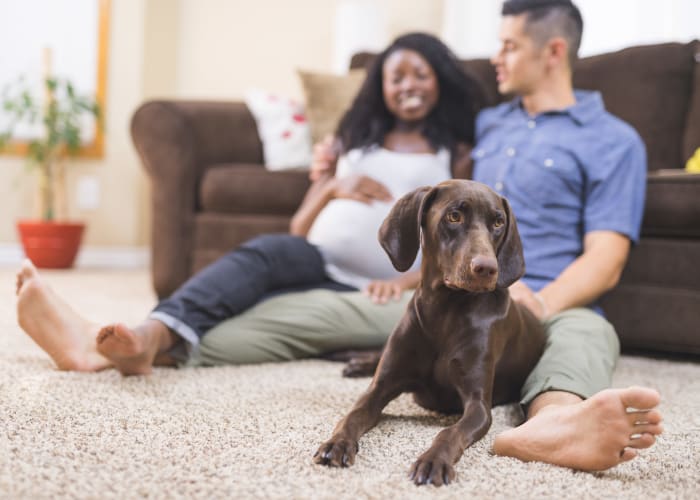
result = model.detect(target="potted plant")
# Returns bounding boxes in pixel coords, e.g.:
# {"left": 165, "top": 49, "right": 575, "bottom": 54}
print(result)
{"left": 0, "top": 75, "right": 101, "bottom": 268}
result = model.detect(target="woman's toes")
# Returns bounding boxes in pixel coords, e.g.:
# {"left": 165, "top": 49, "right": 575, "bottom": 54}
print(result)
{"left": 620, "top": 448, "right": 638, "bottom": 463}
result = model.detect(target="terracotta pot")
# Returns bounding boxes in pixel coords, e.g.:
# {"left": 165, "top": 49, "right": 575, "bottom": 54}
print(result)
{"left": 16, "top": 220, "right": 85, "bottom": 269}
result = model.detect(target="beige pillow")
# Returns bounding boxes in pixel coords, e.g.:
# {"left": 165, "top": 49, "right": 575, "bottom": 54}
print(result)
{"left": 298, "top": 69, "right": 366, "bottom": 145}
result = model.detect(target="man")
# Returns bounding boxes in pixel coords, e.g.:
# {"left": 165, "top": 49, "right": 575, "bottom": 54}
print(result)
{"left": 16, "top": 0, "right": 662, "bottom": 471}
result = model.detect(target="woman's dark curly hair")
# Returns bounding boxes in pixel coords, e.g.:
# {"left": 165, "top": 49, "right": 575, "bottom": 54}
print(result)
{"left": 336, "top": 32, "right": 485, "bottom": 156}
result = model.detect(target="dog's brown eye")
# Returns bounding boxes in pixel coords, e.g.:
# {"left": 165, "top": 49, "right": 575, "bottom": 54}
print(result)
{"left": 493, "top": 219, "right": 505, "bottom": 229}
{"left": 446, "top": 211, "right": 462, "bottom": 223}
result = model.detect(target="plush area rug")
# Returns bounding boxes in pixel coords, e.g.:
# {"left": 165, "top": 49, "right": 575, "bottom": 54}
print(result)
{"left": 1, "top": 267, "right": 698, "bottom": 499}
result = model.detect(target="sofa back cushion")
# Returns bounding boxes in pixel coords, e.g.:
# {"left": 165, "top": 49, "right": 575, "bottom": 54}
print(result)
{"left": 351, "top": 40, "right": 700, "bottom": 172}
{"left": 574, "top": 41, "right": 698, "bottom": 171}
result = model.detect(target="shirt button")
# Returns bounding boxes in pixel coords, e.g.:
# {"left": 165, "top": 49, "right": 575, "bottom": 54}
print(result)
{"left": 475, "top": 149, "right": 485, "bottom": 158}
{"left": 527, "top": 120, "right": 536, "bottom": 129}
{"left": 544, "top": 158, "right": 554, "bottom": 167}
{"left": 506, "top": 147, "right": 516, "bottom": 157}
{"left": 495, "top": 182, "right": 504, "bottom": 192}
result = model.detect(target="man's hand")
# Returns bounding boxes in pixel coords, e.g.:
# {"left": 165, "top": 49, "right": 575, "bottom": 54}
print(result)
{"left": 509, "top": 280, "right": 548, "bottom": 320}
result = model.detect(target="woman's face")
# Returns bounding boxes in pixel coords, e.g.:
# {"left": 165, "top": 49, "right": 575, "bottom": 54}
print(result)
{"left": 382, "top": 49, "right": 440, "bottom": 124}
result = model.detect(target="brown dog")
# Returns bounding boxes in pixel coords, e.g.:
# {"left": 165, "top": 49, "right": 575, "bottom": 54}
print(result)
{"left": 313, "top": 179, "right": 545, "bottom": 486}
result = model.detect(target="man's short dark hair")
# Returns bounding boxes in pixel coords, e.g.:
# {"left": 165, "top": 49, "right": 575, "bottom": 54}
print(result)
{"left": 502, "top": 0, "right": 583, "bottom": 67}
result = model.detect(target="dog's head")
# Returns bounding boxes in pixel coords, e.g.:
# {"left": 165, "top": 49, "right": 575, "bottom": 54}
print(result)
{"left": 379, "top": 179, "right": 525, "bottom": 292}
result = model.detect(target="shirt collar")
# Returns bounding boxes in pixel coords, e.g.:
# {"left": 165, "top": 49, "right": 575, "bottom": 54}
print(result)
{"left": 502, "top": 90, "right": 604, "bottom": 125}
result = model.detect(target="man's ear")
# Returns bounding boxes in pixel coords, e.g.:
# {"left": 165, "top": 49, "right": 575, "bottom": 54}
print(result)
{"left": 496, "top": 196, "right": 525, "bottom": 288}
{"left": 378, "top": 186, "right": 435, "bottom": 272}
{"left": 547, "top": 36, "right": 569, "bottom": 69}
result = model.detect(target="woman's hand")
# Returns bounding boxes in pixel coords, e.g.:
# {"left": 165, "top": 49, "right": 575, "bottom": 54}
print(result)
{"left": 310, "top": 134, "right": 340, "bottom": 181}
{"left": 329, "top": 174, "right": 393, "bottom": 204}
{"left": 364, "top": 271, "right": 420, "bottom": 304}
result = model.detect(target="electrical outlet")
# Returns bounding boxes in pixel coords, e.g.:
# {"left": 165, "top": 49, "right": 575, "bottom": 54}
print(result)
{"left": 76, "top": 176, "right": 100, "bottom": 210}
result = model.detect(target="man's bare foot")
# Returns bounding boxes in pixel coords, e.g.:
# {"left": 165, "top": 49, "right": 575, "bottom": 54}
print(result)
{"left": 15, "top": 259, "right": 111, "bottom": 372}
{"left": 96, "top": 320, "right": 174, "bottom": 376}
{"left": 493, "top": 386, "right": 663, "bottom": 471}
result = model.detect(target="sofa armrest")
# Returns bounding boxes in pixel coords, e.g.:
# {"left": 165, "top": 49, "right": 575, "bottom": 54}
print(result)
{"left": 131, "top": 100, "right": 263, "bottom": 298}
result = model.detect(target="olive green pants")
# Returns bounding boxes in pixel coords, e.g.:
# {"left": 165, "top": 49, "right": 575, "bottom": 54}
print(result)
{"left": 189, "top": 290, "right": 619, "bottom": 406}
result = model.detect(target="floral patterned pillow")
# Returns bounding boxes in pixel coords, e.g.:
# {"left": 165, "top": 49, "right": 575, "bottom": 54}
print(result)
{"left": 244, "top": 89, "right": 312, "bottom": 171}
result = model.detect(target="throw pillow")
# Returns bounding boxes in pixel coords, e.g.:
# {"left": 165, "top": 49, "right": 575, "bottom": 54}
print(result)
{"left": 298, "top": 69, "right": 366, "bottom": 145}
{"left": 686, "top": 148, "right": 700, "bottom": 173}
{"left": 244, "top": 89, "right": 313, "bottom": 171}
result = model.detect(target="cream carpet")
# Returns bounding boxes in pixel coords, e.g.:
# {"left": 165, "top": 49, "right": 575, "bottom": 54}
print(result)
{"left": 1, "top": 267, "right": 698, "bottom": 499}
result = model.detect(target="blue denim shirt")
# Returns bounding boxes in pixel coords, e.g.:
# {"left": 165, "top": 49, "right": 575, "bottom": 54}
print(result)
{"left": 472, "top": 90, "right": 647, "bottom": 305}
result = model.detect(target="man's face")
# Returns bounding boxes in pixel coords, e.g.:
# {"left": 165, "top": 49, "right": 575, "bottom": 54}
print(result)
{"left": 491, "top": 14, "right": 548, "bottom": 95}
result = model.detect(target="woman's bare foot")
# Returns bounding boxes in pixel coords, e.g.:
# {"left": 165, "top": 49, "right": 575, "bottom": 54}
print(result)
{"left": 96, "top": 320, "right": 175, "bottom": 376}
{"left": 493, "top": 386, "right": 663, "bottom": 471}
{"left": 15, "top": 259, "right": 111, "bottom": 372}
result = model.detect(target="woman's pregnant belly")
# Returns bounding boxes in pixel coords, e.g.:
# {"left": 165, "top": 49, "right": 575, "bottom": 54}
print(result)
{"left": 307, "top": 198, "right": 403, "bottom": 281}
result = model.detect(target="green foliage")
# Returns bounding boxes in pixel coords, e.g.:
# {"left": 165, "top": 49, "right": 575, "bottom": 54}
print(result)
{"left": 0, "top": 76, "right": 101, "bottom": 156}
{"left": 0, "top": 76, "right": 101, "bottom": 220}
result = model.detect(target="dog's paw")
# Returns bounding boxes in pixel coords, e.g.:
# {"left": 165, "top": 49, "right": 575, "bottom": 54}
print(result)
{"left": 408, "top": 455, "right": 456, "bottom": 487}
{"left": 343, "top": 358, "right": 377, "bottom": 378}
{"left": 313, "top": 438, "right": 359, "bottom": 467}
{"left": 342, "top": 354, "right": 380, "bottom": 378}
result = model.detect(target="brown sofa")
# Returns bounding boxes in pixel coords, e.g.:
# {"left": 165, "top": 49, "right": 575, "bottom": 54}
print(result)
{"left": 131, "top": 40, "right": 700, "bottom": 356}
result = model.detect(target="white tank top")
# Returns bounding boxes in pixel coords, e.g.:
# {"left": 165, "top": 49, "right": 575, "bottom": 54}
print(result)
{"left": 307, "top": 147, "right": 451, "bottom": 289}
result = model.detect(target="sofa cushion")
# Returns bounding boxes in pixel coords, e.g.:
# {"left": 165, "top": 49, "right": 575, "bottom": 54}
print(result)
{"left": 601, "top": 285, "right": 700, "bottom": 355}
{"left": 642, "top": 171, "right": 700, "bottom": 237}
{"left": 683, "top": 40, "right": 700, "bottom": 163}
{"left": 192, "top": 212, "right": 294, "bottom": 273}
{"left": 298, "top": 69, "right": 366, "bottom": 144}
{"left": 574, "top": 41, "right": 697, "bottom": 172}
{"left": 200, "top": 164, "right": 310, "bottom": 215}
{"left": 618, "top": 238, "right": 700, "bottom": 291}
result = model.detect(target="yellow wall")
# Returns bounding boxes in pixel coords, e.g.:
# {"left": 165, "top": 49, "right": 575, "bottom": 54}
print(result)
{"left": 0, "top": 0, "right": 443, "bottom": 249}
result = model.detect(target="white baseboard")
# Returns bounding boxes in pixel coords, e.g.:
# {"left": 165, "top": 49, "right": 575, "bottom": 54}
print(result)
{"left": 0, "top": 243, "right": 150, "bottom": 269}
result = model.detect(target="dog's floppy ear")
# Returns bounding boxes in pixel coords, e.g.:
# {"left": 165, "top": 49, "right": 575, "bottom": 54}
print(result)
{"left": 496, "top": 196, "right": 525, "bottom": 288}
{"left": 379, "top": 186, "right": 435, "bottom": 271}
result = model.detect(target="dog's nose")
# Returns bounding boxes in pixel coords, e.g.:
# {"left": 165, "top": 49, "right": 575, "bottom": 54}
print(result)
{"left": 470, "top": 256, "right": 497, "bottom": 278}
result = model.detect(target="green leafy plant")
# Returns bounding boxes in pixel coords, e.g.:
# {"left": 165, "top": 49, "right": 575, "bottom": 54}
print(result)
{"left": 0, "top": 76, "right": 101, "bottom": 221}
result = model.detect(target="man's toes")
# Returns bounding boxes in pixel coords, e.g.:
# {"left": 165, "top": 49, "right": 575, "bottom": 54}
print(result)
{"left": 627, "top": 408, "right": 663, "bottom": 427}
{"left": 628, "top": 432, "right": 657, "bottom": 449}
{"left": 635, "top": 421, "right": 663, "bottom": 436}
{"left": 620, "top": 386, "right": 661, "bottom": 410}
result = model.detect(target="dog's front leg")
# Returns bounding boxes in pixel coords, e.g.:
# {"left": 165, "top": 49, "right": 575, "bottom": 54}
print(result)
{"left": 313, "top": 376, "right": 403, "bottom": 468}
{"left": 410, "top": 358, "right": 495, "bottom": 486}
{"left": 314, "top": 314, "right": 425, "bottom": 468}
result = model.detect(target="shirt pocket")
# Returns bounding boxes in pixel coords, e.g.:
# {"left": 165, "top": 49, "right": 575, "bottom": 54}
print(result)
{"left": 471, "top": 142, "right": 504, "bottom": 185}
{"left": 511, "top": 148, "right": 583, "bottom": 205}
